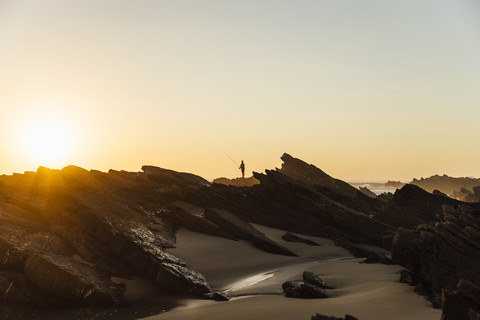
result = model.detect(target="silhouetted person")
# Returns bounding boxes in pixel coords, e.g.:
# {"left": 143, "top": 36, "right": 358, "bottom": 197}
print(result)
{"left": 239, "top": 160, "right": 245, "bottom": 178}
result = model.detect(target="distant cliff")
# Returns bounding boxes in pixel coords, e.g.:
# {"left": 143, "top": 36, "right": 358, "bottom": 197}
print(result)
{"left": 410, "top": 174, "right": 480, "bottom": 199}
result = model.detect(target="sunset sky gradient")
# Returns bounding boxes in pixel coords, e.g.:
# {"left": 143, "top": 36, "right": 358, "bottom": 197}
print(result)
{"left": 1, "top": 0, "right": 479, "bottom": 180}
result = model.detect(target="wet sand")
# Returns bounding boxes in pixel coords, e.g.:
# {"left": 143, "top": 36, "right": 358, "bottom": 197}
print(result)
{"left": 141, "top": 225, "right": 441, "bottom": 320}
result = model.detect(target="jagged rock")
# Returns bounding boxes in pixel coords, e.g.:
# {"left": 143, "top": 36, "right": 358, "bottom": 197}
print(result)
{"left": 381, "top": 229, "right": 396, "bottom": 251}
{"left": 303, "top": 271, "right": 332, "bottom": 289}
{"left": 334, "top": 238, "right": 392, "bottom": 264}
{"left": 282, "top": 280, "right": 328, "bottom": 299}
{"left": 432, "top": 189, "right": 449, "bottom": 198}
{"left": 281, "top": 232, "right": 320, "bottom": 246}
{"left": 201, "top": 161, "right": 389, "bottom": 247}
{"left": 277, "top": 153, "right": 361, "bottom": 198}
{"left": 0, "top": 271, "right": 45, "bottom": 304}
{"left": 212, "top": 177, "right": 260, "bottom": 187}
{"left": 458, "top": 280, "right": 480, "bottom": 306}
{"left": 24, "top": 253, "right": 126, "bottom": 305}
{"left": 282, "top": 272, "right": 330, "bottom": 299}
{"left": 398, "top": 270, "right": 441, "bottom": 308}
{"left": 311, "top": 313, "right": 359, "bottom": 320}
{"left": 168, "top": 201, "right": 236, "bottom": 240}
{"left": 202, "top": 291, "right": 230, "bottom": 301}
{"left": 441, "top": 289, "right": 480, "bottom": 320}
{"left": 376, "top": 184, "right": 462, "bottom": 229}
{"left": 410, "top": 174, "right": 480, "bottom": 198}
{"left": 301, "top": 283, "right": 328, "bottom": 299}
{"left": 376, "top": 192, "right": 394, "bottom": 203}
{"left": 282, "top": 280, "right": 304, "bottom": 298}
{"left": 358, "top": 187, "right": 376, "bottom": 198}
{"left": 392, "top": 202, "right": 480, "bottom": 314}
{"left": 205, "top": 208, "right": 297, "bottom": 256}
{"left": 0, "top": 165, "right": 215, "bottom": 307}
{"left": 452, "top": 187, "right": 480, "bottom": 203}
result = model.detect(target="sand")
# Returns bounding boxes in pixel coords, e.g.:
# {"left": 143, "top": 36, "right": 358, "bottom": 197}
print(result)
{"left": 141, "top": 225, "right": 441, "bottom": 320}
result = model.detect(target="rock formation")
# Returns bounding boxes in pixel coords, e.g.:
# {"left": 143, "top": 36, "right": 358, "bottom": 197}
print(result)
{"left": 282, "top": 271, "right": 331, "bottom": 299}
{"left": 410, "top": 174, "right": 480, "bottom": 199}
{"left": 212, "top": 176, "right": 260, "bottom": 187}
{"left": 1, "top": 153, "right": 479, "bottom": 319}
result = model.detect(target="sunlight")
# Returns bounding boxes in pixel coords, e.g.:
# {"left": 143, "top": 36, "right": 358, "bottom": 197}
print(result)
{"left": 21, "top": 119, "right": 72, "bottom": 168}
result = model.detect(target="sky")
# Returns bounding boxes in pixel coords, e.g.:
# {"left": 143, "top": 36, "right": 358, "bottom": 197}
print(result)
{"left": 1, "top": 0, "right": 480, "bottom": 181}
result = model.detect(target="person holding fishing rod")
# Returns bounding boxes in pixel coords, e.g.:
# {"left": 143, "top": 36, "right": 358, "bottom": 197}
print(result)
{"left": 223, "top": 152, "right": 246, "bottom": 178}
{"left": 239, "top": 160, "right": 245, "bottom": 178}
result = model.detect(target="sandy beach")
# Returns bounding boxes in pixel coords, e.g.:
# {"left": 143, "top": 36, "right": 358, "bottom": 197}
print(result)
{"left": 142, "top": 225, "right": 441, "bottom": 320}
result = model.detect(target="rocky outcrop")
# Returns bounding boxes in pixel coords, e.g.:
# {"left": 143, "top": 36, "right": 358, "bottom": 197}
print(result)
{"left": 391, "top": 203, "right": 480, "bottom": 293}
{"left": 451, "top": 186, "right": 480, "bottom": 203}
{"left": 442, "top": 280, "right": 480, "bottom": 320}
{"left": 391, "top": 201, "right": 480, "bottom": 316}
{"left": 4, "top": 152, "right": 478, "bottom": 319}
{"left": 334, "top": 238, "right": 393, "bottom": 264}
{"left": 358, "top": 187, "right": 376, "bottom": 198}
{"left": 282, "top": 271, "right": 332, "bottom": 299}
{"left": 0, "top": 165, "right": 214, "bottom": 306}
{"left": 376, "top": 184, "right": 461, "bottom": 228}
{"left": 205, "top": 208, "right": 297, "bottom": 256}
{"left": 212, "top": 176, "right": 260, "bottom": 187}
{"left": 199, "top": 166, "right": 389, "bottom": 247}
{"left": 410, "top": 174, "right": 480, "bottom": 198}
{"left": 276, "top": 153, "right": 361, "bottom": 198}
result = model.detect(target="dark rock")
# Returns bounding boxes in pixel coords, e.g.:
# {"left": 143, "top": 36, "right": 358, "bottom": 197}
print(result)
{"left": 200, "top": 161, "right": 390, "bottom": 247}
{"left": 0, "top": 271, "right": 45, "bottom": 304}
{"left": 277, "top": 153, "right": 362, "bottom": 198}
{"left": 205, "top": 208, "right": 297, "bottom": 256}
{"left": 282, "top": 232, "right": 320, "bottom": 246}
{"left": 202, "top": 291, "right": 230, "bottom": 301}
{"left": 441, "top": 290, "right": 474, "bottom": 320}
{"left": 399, "top": 270, "right": 418, "bottom": 286}
{"left": 381, "top": 229, "right": 395, "bottom": 251}
{"left": 301, "top": 283, "right": 328, "bottom": 299}
{"left": 452, "top": 187, "right": 480, "bottom": 203}
{"left": 458, "top": 280, "right": 480, "bottom": 306}
{"left": 432, "top": 189, "right": 449, "bottom": 198}
{"left": 282, "top": 280, "right": 304, "bottom": 298}
{"left": 391, "top": 204, "right": 480, "bottom": 293}
{"left": 358, "top": 187, "right": 376, "bottom": 198}
{"left": 303, "top": 271, "right": 332, "bottom": 289}
{"left": 282, "top": 274, "right": 329, "bottom": 299}
{"left": 334, "top": 238, "right": 393, "bottom": 265}
{"left": 391, "top": 202, "right": 480, "bottom": 313}
{"left": 409, "top": 174, "right": 480, "bottom": 198}
{"left": 168, "top": 201, "right": 236, "bottom": 240}
{"left": 24, "top": 253, "right": 126, "bottom": 306}
{"left": 376, "top": 192, "right": 394, "bottom": 203}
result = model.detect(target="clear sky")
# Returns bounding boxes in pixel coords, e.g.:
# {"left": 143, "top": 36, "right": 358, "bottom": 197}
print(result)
{"left": 1, "top": 0, "right": 479, "bottom": 181}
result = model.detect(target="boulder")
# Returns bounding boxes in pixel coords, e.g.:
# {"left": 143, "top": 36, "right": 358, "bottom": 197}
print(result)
{"left": 303, "top": 271, "right": 332, "bottom": 289}
{"left": 282, "top": 272, "right": 331, "bottom": 299}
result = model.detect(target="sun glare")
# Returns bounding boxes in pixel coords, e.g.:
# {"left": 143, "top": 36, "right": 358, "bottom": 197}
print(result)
{"left": 22, "top": 120, "right": 72, "bottom": 168}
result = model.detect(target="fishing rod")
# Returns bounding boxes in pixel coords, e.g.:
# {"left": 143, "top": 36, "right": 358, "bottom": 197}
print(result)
{"left": 222, "top": 151, "right": 240, "bottom": 167}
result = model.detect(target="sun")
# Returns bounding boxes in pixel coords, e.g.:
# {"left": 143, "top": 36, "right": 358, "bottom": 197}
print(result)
{"left": 22, "top": 119, "right": 73, "bottom": 168}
